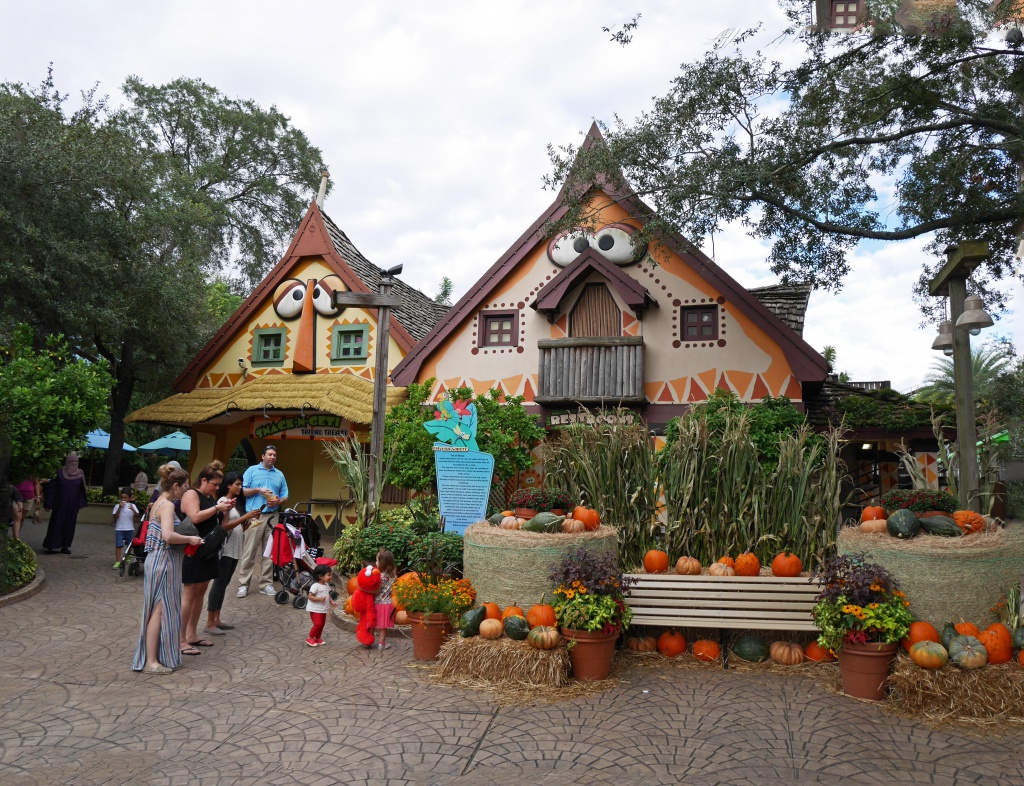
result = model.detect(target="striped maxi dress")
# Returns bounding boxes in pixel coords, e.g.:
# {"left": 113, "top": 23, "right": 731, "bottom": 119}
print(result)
{"left": 132, "top": 501, "right": 184, "bottom": 671}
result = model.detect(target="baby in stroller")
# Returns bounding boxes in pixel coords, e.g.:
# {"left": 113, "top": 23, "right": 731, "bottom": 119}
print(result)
{"left": 119, "top": 517, "right": 149, "bottom": 578}
{"left": 266, "top": 512, "right": 338, "bottom": 608}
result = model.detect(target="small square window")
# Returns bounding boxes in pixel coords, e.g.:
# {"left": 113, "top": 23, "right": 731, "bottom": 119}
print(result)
{"left": 480, "top": 311, "right": 518, "bottom": 347}
{"left": 252, "top": 328, "right": 286, "bottom": 366}
{"left": 680, "top": 306, "right": 718, "bottom": 341}
{"left": 331, "top": 325, "right": 369, "bottom": 364}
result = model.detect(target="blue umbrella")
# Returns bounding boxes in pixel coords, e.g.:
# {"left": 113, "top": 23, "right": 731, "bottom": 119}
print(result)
{"left": 137, "top": 431, "right": 192, "bottom": 455}
{"left": 85, "top": 429, "right": 137, "bottom": 452}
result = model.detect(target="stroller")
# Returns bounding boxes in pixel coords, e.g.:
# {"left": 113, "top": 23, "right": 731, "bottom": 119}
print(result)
{"left": 119, "top": 517, "right": 149, "bottom": 578}
{"left": 268, "top": 512, "right": 338, "bottom": 609}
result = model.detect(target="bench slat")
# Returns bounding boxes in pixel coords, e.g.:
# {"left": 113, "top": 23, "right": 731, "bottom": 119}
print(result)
{"left": 629, "top": 589, "right": 818, "bottom": 603}
{"left": 629, "top": 599, "right": 815, "bottom": 612}
{"left": 630, "top": 613, "right": 818, "bottom": 631}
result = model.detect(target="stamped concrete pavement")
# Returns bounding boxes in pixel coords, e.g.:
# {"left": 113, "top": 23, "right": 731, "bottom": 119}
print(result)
{"left": 1, "top": 521, "right": 1021, "bottom": 786}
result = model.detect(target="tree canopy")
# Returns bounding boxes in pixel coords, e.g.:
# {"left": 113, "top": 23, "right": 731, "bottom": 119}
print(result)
{"left": 547, "top": 0, "right": 1024, "bottom": 318}
{"left": 914, "top": 343, "right": 1011, "bottom": 408}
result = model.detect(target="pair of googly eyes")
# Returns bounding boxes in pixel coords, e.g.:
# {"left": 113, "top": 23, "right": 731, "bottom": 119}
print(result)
{"left": 546, "top": 223, "right": 646, "bottom": 267}
{"left": 272, "top": 275, "right": 346, "bottom": 319}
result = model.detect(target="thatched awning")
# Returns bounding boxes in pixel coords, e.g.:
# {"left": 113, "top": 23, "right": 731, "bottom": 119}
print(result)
{"left": 127, "top": 372, "right": 408, "bottom": 427}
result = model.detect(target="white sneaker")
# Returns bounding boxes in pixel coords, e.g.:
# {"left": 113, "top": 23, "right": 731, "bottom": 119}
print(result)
{"left": 236, "top": 586, "right": 248, "bottom": 598}
{"left": 259, "top": 586, "right": 276, "bottom": 596}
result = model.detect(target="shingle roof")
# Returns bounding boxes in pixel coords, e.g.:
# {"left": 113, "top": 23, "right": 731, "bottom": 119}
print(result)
{"left": 747, "top": 283, "right": 812, "bottom": 337}
{"left": 321, "top": 212, "right": 449, "bottom": 342}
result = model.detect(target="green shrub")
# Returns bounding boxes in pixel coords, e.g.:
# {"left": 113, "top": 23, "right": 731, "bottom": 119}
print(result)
{"left": 354, "top": 522, "right": 418, "bottom": 572}
{"left": 332, "top": 526, "right": 362, "bottom": 575}
{"left": 0, "top": 534, "right": 38, "bottom": 592}
{"left": 376, "top": 506, "right": 413, "bottom": 528}
{"left": 410, "top": 532, "right": 463, "bottom": 577}
{"left": 879, "top": 488, "right": 958, "bottom": 513}
{"left": 407, "top": 494, "right": 442, "bottom": 536}
{"left": 86, "top": 487, "right": 120, "bottom": 504}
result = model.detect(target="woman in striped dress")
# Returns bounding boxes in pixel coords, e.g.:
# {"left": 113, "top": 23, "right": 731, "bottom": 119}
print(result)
{"left": 132, "top": 464, "right": 202, "bottom": 674}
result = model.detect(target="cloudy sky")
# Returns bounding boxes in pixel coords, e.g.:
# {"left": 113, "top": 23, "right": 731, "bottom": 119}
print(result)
{"left": 5, "top": 1, "right": 1021, "bottom": 391}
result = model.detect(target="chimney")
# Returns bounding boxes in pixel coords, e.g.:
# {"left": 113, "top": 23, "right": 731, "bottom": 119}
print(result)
{"left": 316, "top": 170, "right": 329, "bottom": 207}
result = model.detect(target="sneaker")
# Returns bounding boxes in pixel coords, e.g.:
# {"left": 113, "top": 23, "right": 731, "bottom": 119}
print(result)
{"left": 236, "top": 586, "right": 248, "bottom": 598}
{"left": 112, "top": 562, "right": 120, "bottom": 569}
{"left": 316, "top": 639, "right": 326, "bottom": 646}
{"left": 259, "top": 586, "right": 276, "bottom": 596}
{"left": 305, "top": 638, "right": 318, "bottom": 647}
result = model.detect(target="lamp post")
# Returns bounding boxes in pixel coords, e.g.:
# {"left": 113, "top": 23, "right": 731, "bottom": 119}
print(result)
{"left": 928, "top": 241, "right": 993, "bottom": 513}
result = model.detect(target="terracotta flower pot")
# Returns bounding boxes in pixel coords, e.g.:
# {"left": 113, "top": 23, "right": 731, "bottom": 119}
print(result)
{"left": 918, "top": 511, "right": 950, "bottom": 519}
{"left": 514, "top": 507, "right": 538, "bottom": 519}
{"left": 407, "top": 612, "right": 453, "bottom": 661}
{"left": 561, "top": 627, "right": 619, "bottom": 681}
{"left": 837, "top": 641, "right": 898, "bottom": 700}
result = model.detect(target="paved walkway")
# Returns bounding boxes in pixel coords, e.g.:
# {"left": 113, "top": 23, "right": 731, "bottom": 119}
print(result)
{"left": 1, "top": 522, "right": 1021, "bottom": 785}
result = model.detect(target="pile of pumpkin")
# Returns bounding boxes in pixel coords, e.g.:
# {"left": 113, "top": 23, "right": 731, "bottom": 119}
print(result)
{"left": 859, "top": 506, "right": 987, "bottom": 539}
{"left": 456, "top": 599, "right": 562, "bottom": 650}
{"left": 642, "top": 549, "right": 805, "bottom": 577}
{"left": 902, "top": 619, "right": 1024, "bottom": 670}
{"left": 487, "top": 505, "right": 602, "bottom": 534}
{"left": 625, "top": 630, "right": 833, "bottom": 665}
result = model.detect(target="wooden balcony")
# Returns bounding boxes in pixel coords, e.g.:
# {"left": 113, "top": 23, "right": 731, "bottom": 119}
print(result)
{"left": 535, "top": 337, "right": 644, "bottom": 405}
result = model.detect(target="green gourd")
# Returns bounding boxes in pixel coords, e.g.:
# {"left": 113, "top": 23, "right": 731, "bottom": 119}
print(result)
{"left": 886, "top": 509, "right": 921, "bottom": 539}
{"left": 948, "top": 635, "right": 988, "bottom": 670}
{"left": 732, "top": 634, "right": 769, "bottom": 663}
{"left": 459, "top": 606, "right": 486, "bottom": 637}
{"left": 1013, "top": 626, "right": 1024, "bottom": 652}
{"left": 940, "top": 622, "right": 958, "bottom": 651}
{"left": 503, "top": 615, "right": 530, "bottom": 640}
{"left": 520, "top": 513, "right": 566, "bottom": 533}
{"left": 918, "top": 516, "right": 961, "bottom": 537}
{"left": 487, "top": 513, "right": 505, "bottom": 525}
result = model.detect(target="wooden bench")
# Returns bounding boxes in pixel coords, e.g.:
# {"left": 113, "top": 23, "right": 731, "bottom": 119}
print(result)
{"left": 624, "top": 573, "right": 822, "bottom": 667}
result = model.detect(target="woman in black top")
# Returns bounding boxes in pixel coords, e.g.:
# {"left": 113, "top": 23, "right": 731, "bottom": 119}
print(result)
{"left": 179, "top": 461, "right": 232, "bottom": 654}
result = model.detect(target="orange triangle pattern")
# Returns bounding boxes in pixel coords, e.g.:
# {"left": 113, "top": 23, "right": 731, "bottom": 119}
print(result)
{"left": 750, "top": 375, "right": 770, "bottom": 399}
{"left": 785, "top": 376, "right": 802, "bottom": 399}
{"left": 622, "top": 312, "right": 637, "bottom": 328}
{"left": 444, "top": 377, "right": 463, "bottom": 394}
{"left": 644, "top": 381, "right": 663, "bottom": 402}
{"left": 470, "top": 378, "right": 496, "bottom": 397}
{"left": 502, "top": 375, "right": 523, "bottom": 398}
{"left": 216, "top": 374, "right": 233, "bottom": 388}
{"left": 698, "top": 369, "right": 718, "bottom": 394}
{"left": 623, "top": 321, "right": 640, "bottom": 337}
{"left": 714, "top": 372, "right": 729, "bottom": 394}
{"left": 688, "top": 381, "right": 707, "bottom": 402}
{"left": 522, "top": 376, "right": 536, "bottom": 403}
{"left": 670, "top": 377, "right": 689, "bottom": 401}
{"left": 658, "top": 383, "right": 675, "bottom": 403}
{"left": 727, "top": 371, "right": 754, "bottom": 399}
{"left": 433, "top": 381, "right": 448, "bottom": 402}
{"left": 198, "top": 375, "right": 213, "bottom": 389}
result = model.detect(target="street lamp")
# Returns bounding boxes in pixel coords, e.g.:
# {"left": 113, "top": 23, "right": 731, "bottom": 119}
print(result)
{"left": 928, "top": 241, "right": 991, "bottom": 513}
{"left": 930, "top": 319, "right": 954, "bottom": 355}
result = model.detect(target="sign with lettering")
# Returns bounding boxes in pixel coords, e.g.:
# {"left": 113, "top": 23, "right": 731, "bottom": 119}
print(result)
{"left": 546, "top": 409, "right": 640, "bottom": 428}
{"left": 252, "top": 414, "right": 350, "bottom": 441}
{"left": 425, "top": 397, "right": 493, "bottom": 536}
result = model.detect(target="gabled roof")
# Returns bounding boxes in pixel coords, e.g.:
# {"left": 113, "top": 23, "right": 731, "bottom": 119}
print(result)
{"left": 747, "top": 283, "right": 812, "bottom": 337}
{"left": 173, "top": 201, "right": 447, "bottom": 393}
{"left": 392, "top": 123, "right": 828, "bottom": 387}
{"left": 531, "top": 246, "right": 656, "bottom": 319}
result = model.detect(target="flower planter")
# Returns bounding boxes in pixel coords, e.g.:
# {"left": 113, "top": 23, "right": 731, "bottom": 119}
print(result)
{"left": 407, "top": 612, "right": 453, "bottom": 661}
{"left": 561, "top": 627, "right": 618, "bottom": 681}
{"left": 837, "top": 641, "right": 898, "bottom": 700}
{"left": 514, "top": 507, "right": 538, "bottom": 520}
{"left": 549, "top": 508, "right": 566, "bottom": 517}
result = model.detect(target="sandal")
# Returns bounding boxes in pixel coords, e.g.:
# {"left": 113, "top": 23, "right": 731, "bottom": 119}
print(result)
{"left": 180, "top": 647, "right": 201, "bottom": 656}
{"left": 376, "top": 643, "right": 392, "bottom": 650}
{"left": 143, "top": 664, "right": 174, "bottom": 674}
{"left": 188, "top": 639, "right": 215, "bottom": 647}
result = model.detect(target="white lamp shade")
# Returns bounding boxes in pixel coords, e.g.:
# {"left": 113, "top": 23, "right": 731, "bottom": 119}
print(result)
{"left": 955, "top": 295, "right": 993, "bottom": 333}
{"left": 931, "top": 320, "right": 954, "bottom": 351}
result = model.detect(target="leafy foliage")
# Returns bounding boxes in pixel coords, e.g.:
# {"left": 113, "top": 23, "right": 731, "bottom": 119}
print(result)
{"left": 549, "top": 546, "right": 635, "bottom": 634}
{"left": 0, "top": 533, "right": 38, "bottom": 593}
{"left": 838, "top": 388, "right": 935, "bottom": 432}
{"left": 880, "top": 488, "right": 958, "bottom": 513}
{"left": 351, "top": 522, "right": 418, "bottom": 574}
{"left": 914, "top": 344, "right": 1011, "bottom": 409}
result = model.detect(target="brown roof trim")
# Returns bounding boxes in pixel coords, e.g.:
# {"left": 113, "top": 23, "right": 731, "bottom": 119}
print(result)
{"left": 392, "top": 123, "right": 828, "bottom": 386}
{"left": 531, "top": 246, "right": 655, "bottom": 317}
{"left": 173, "top": 201, "right": 416, "bottom": 392}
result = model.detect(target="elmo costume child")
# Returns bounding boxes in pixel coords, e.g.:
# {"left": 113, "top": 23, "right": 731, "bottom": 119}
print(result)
{"left": 351, "top": 564, "right": 381, "bottom": 647}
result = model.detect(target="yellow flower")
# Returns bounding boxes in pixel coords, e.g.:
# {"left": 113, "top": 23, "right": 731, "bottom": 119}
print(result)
{"left": 842, "top": 605, "right": 855, "bottom": 613}
{"left": 903, "top": 600, "right": 910, "bottom": 607}
{"left": 854, "top": 612, "right": 867, "bottom": 621}
{"left": 894, "top": 590, "right": 906, "bottom": 599}
{"left": 868, "top": 603, "right": 880, "bottom": 610}
{"left": 869, "top": 583, "right": 882, "bottom": 591}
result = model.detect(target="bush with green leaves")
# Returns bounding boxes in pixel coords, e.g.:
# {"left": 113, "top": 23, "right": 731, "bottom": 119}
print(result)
{"left": 353, "top": 522, "right": 418, "bottom": 573}
{"left": 407, "top": 494, "right": 442, "bottom": 536}
{"left": 0, "top": 535, "right": 38, "bottom": 593}
{"left": 410, "top": 532, "right": 464, "bottom": 578}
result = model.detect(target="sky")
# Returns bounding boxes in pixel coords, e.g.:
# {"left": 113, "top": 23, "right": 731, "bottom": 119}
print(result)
{"left": 4, "top": 0, "right": 1021, "bottom": 392}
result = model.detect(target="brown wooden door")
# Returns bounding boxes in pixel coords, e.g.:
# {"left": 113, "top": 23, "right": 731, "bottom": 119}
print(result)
{"left": 569, "top": 283, "right": 621, "bottom": 337}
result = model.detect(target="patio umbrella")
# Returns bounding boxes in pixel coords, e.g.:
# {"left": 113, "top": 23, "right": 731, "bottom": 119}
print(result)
{"left": 84, "top": 429, "right": 137, "bottom": 452}
{"left": 137, "top": 431, "right": 192, "bottom": 456}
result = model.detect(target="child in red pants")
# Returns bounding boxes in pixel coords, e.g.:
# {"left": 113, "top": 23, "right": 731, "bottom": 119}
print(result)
{"left": 305, "top": 565, "right": 337, "bottom": 647}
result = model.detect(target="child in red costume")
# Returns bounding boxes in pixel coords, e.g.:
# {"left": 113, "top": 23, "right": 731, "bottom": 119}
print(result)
{"left": 351, "top": 564, "right": 381, "bottom": 647}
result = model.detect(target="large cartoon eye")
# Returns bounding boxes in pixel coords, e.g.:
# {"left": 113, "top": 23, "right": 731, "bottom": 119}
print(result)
{"left": 273, "top": 279, "right": 306, "bottom": 318}
{"left": 547, "top": 232, "right": 591, "bottom": 267}
{"left": 592, "top": 223, "right": 646, "bottom": 266}
{"left": 312, "top": 275, "right": 345, "bottom": 316}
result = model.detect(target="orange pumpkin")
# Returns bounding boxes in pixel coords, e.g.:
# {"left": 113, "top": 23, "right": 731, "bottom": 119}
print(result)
{"left": 804, "top": 641, "right": 835, "bottom": 662}
{"left": 692, "top": 639, "right": 721, "bottom": 662}
{"left": 984, "top": 622, "right": 1013, "bottom": 650}
{"left": 1019, "top": 650, "right": 1024, "bottom": 668}
{"left": 717, "top": 556, "right": 735, "bottom": 569}
{"left": 500, "top": 510, "right": 514, "bottom": 517}
{"left": 572, "top": 506, "right": 601, "bottom": 531}
{"left": 860, "top": 519, "right": 888, "bottom": 534}
{"left": 527, "top": 601, "right": 557, "bottom": 629}
{"left": 344, "top": 596, "right": 357, "bottom": 617}
{"left": 734, "top": 552, "right": 761, "bottom": 577}
{"left": 708, "top": 562, "right": 736, "bottom": 577}
{"left": 953, "top": 509, "right": 985, "bottom": 535}
{"left": 954, "top": 621, "right": 981, "bottom": 638}
{"left": 909, "top": 640, "right": 948, "bottom": 669}
{"left": 770, "top": 551, "right": 803, "bottom": 577}
{"left": 978, "top": 629, "right": 1012, "bottom": 664}
{"left": 901, "top": 621, "right": 940, "bottom": 652}
{"left": 560, "top": 518, "right": 586, "bottom": 534}
{"left": 675, "top": 556, "right": 702, "bottom": 575}
{"left": 502, "top": 603, "right": 525, "bottom": 620}
{"left": 394, "top": 609, "right": 410, "bottom": 625}
{"left": 479, "top": 618, "right": 504, "bottom": 640}
{"left": 500, "top": 516, "right": 522, "bottom": 530}
{"left": 861, "top": 506, "right": 887, "bottom": 522}
{"left": 643, "top": 549, "right": 670, "bottom": 574}
{"left": 770, "top": 641, "right": 805, "bottom": 666}
{"left": 657, "top": 630, "right": 687, "bottom": 657}
{"left": 626, "top": 636, "right": 657, "bottom": 652}
{"left": 481, "top": 602, "right": 502, "bottom": 620}
{"left": 346, "top": 575, "right": 359, "bottom": 596}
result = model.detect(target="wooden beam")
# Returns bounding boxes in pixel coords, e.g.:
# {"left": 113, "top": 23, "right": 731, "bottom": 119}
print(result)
{"left": 928, "top": 241, "right": 990, "bottom": 296}
{"left": 332, "top": 292, "right": 404, "bottom": 310}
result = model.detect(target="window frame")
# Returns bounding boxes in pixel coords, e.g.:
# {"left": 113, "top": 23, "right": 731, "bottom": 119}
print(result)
{"left": 831, "top": 0, "right": 861, "bottom": 28}
{"left": 330, "top": 324, "right": 370, "bottom": 365}
{"left": 680, "top": 305, "right": 719, "bottom": 342}
{"left": 479, "top": 310, "right": 519, "bottom": 348}
{"left": 251, "top": 328, "right": 287, "bottom": 367}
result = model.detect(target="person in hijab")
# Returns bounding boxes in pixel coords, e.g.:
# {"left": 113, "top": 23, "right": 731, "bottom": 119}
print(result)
{"left": 42, "top": 453, "right": 89, "bottom": 554}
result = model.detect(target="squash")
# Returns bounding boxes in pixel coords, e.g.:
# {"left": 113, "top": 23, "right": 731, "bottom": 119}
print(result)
{"left": 560, "top": 518, "right": 586, "bottom": 534}
{"left": 734, "top": 552, "right": 761, "bottom": 577}
{"left": 346, "top": 575, "right": 360, "bottom": 596}
{"left": 526, "top": 625, "right": 561, "bottom": 650}
{"left": 860, "top": 519, "right": 888, "bottom": 534}
{"left": 502, "top": 603, "right": 525, "bottom": 620}
{"left": 901, "top": 620, "right": 940, "bottom": 652}
{"left": 978, "top": 628, "right": 1012, "bottom": 664}
{"left": 708, "top": 562, "right": 736, "bottom": 577}
{"left": 717, "top": 556, "right": 735, "bottom": 569}
{"left": 733, "top": 635, "right": 769, "bottom": 663}
{"left": 985, "top": 622, "right": 1013, "bottom": 650}
{"left": 479, "top": 618, "right": 504, "bottom": 640}
{"left": 1014, "top": 626, "right": 1024, "bottom": 652}
{"left": 692, "top": 639, "right": 722, "bottom": 662}
{"left": 459, "top": 606, "right": 486, "bottom": 638}
{"left": 675, "top": 556, "right": 702, "bottom": 575}
{"left": 909, "top": 640, "right": 948, "bottom": 669}
{"left": 954, "top": 621, "right": 981, "bottom": 638}
{"left": 499, "top": 516, "right": 521, "bottom": 530}
{"left": 805, "top": 641, "right": 835, "bottom": 662}
{"left": 486, "top": 513, "right": 505, "bottom": 525}
{"left": 521, "top": 512, "right": 565, "bottom": 533}
{"left": 918, "top": 515, "right": 961, "bottom": 537}
{"left": 770, "top": 551, "right": 802, "bottom": 577}
{"left": 626, "top": 636, "right": 657, "bottom": 652}
{"left": 503, "top": 615, "right": 530, "bottom": 641}
{"left": 953, "top": 509, "right": 986, "bottom": 535}
{"left": 394, "top": 609, "right": 410, "bottom": 626}
{"left": 644, "top": 549, "right": 670, "bottom": 573}
{"left": 657, "top": 630, "right": 687, "bottom": 657}
{"left": 887, "top": 509, "right": 920, "bottom": 539}
{"left": 481, "top": 602, "right": 502, "bottom": 620}
{"left": 500, "top": 510, "right": 514, "bottom": 518}
{"left": 572, "top": 506, "right": 601, "bottom": 531}
{"left": 770, "top": 641, "right": 804, "bottom": 666}
{"left": 527, "top": 599, "right": 557, "bottom": 629}
{"left": 861, "top": 506, "right": 887, "bottom": 522}
{"left": 940, "top": 622, "right": 959, "bottom": 651}
{"left": 344, "top": 596, "right": 356, "bottom": 617}
{"left": 949, "top": 635, "right": 988, "bottom": 670}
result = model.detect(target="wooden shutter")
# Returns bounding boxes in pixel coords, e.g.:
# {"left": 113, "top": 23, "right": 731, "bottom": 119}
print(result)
{"left": 569, "top": 284, "right": 621, "bottom": 338}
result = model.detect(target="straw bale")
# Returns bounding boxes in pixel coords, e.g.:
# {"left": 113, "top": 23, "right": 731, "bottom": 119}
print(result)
{"left": 838, "top": 525, "right": 1024, "bottom": 626}
{"left": 433, "top": 635, "right": 571, "bottom": 688}
{"left": 887, "top": 656, "right": 1024, "bottom": 725}
{"left": 463, "top": 523, "right": 618, "bottom": 608}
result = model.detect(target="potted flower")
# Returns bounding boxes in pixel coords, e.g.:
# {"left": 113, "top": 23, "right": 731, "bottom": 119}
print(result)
{"left": 543, "top": 489, "right": 574, "bottom": 516}
{"left": 880, "top": 488, "right": 957, "bottom": 517}
{"left": 508, "top": 487, "right": 545, "bottom": 519}
{"left": 811, "top": 554, "right": 912, "bottom": 700}
{"left": 548, "top": 546, "right": 636, "bottom": 680}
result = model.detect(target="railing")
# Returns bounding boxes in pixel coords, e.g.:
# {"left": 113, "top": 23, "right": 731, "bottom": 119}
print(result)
{"left": 844, "top": 380, "right": 891, "bottom": 391}
{"left": 535, "top": 337, "right": 644, "bottom": 404}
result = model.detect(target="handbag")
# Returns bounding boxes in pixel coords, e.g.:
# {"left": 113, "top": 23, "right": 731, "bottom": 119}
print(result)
{"left": 178, "top": 517, "right": 228, "bottom": 560}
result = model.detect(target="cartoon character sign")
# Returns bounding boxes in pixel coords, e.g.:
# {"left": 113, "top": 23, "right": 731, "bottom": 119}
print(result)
{"left": 271, "top": 274, "right": 347, "bottom": 373}
{"left": 546, "top": 222, "right": 647, "bottom": 267}
{"left": 424, "top": 398, "right": 479, "bottom": 451}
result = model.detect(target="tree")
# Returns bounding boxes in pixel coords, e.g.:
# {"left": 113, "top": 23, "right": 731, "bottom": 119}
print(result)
{"left": 547, "top": 1, "right": 1024, "bottom": 319}
{"left": 434, "top": 276, "right": 454, "bottom": 306}
{"left": 914, "top": 343, "right": 1011, "bottom": 408}
{"left": 0, "top": 72, "right": 327, "bottom": 492}
{"left": 821, "top": 346, "right": 851, "bottom": 382}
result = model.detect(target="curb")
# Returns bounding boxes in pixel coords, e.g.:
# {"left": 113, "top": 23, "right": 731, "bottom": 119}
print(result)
{"left": 0, "top": 567, "right": 46, "bottom": 609}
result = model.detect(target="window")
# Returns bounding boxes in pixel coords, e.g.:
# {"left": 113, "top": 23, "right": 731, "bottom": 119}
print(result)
{"left": 831, "top": 0, "right": 860, "bottom": 28}
{"left": 480, "top": 311, "right": 518, "bottom": 347}
{"left": 681, "top": 306, "right": 718, "bottom": 341}
{"left": 252, "top": 328, "right": 286, "bottom": 366}
{"left": 331, "top": 325, "right": 369, "bottom": 363}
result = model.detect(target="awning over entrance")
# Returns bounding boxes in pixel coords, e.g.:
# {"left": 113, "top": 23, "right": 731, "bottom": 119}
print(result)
{"left": 126, "top": 372, "right": 408, "bottom": 427}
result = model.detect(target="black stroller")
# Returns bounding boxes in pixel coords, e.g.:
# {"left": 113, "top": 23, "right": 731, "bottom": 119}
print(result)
{"left": 269, "top": 511, "right": 337, "bottom": 608}
{"left": 119, "top": 518, "right": 149, "bottom": 578}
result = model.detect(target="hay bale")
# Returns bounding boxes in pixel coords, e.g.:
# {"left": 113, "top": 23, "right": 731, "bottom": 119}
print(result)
{"left": 838, "top": 524, "right": 1024, "bottom": 626}
{"left": 434, "top": 635, "right": 571, "bottom": 688}
{"left": 463, "top": 523, "right": 617, "bottom": 608}
{"left": 888, "top": 656, "right": 1024, "bottom": 724}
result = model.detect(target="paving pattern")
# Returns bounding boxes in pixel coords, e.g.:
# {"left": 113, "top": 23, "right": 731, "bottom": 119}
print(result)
{"left": 1, "top": 522, "right": 1021, "bottom": 785}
